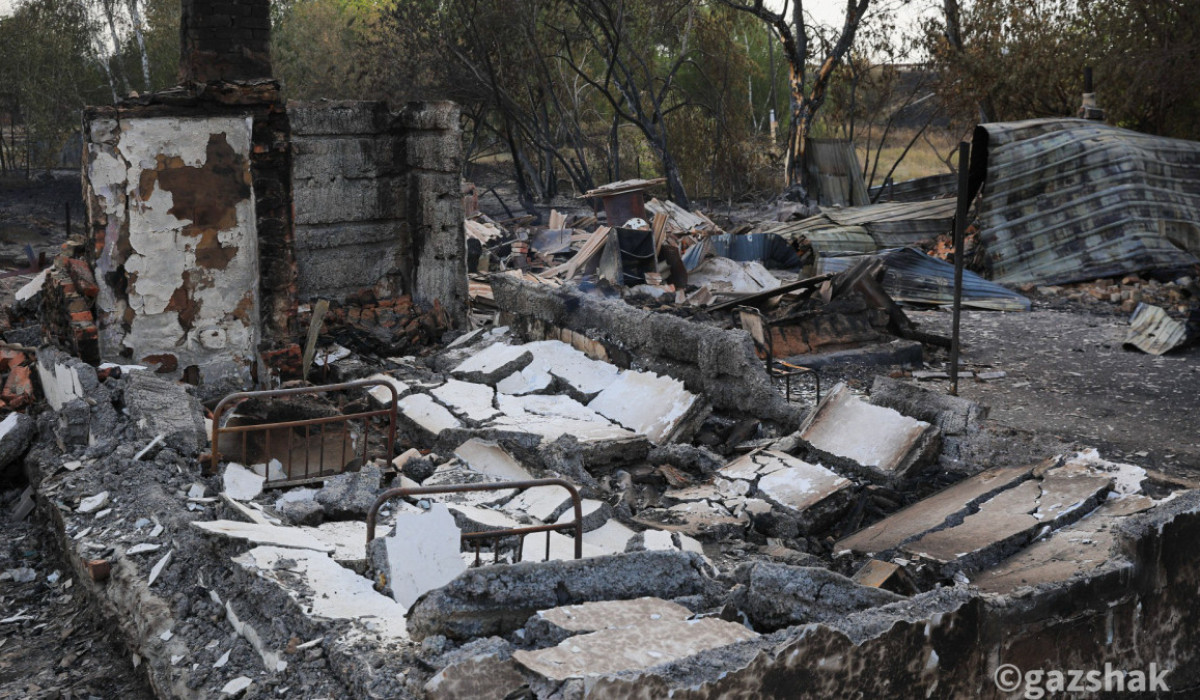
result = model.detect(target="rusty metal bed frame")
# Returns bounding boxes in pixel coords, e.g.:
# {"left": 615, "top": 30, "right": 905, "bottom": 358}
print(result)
{"left": 208, "top": 379, "right": 398, "bottom": 488}
{"left": 366, "top": 479, "right": 584, "bottom": 564}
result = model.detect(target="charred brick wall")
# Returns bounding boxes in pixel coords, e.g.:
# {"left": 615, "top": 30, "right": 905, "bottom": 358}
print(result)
{"left": 179, "top": 0, "right": 272, "bottom": 84}
{"left": 289, "top": 100, "right": 466, "bottom": 322}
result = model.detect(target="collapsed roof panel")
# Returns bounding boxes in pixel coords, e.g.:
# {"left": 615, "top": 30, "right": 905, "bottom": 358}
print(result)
{"left": 973, "top": 118, "right": 1200, "bottom": 286}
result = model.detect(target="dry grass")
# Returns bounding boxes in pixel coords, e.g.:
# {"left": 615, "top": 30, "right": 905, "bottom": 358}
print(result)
{"left": 855, "top": 126, "right": 964, "bottom": 187}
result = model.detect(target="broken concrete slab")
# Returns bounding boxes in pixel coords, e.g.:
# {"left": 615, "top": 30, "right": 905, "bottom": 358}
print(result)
{"left": 751, "top": 451, "right": 853, "bottom": 530}
{"left": 374, "top": 502, "right": 466, "bottom": 608}
{"left": 836, "top": 463, "right": 1036, "bottom": 557}
{"left": 637, "top": 529, "right": 705, "bottom": 556}
{"left": 431, "top": 379, "right": 501, "bottom": 423}
{"left": 424, "top": 639, "right": 527, "bottom": 700}
{"left": 513, "top": 339, "right": 622, "bottom": 399}
{"left": 453, "top": 438, "right": 533, "bottom": 481}
{"left": 422, "top": 465, "right": 519, "bottom": 507}
{"left": 301, "top": 520, "right": 369, "bottom": 569}
{"left": 495, "top": 368, "right": 554, "bottom": 396}
{"left": 315, "top": 463, "right": 383, "bottom": 519}
{"left": 36, "top": 347, "right": 100, "bottom": 412}
{"left": 582, "top": 520, "right": 638, "bottom": 555}
{"left": 587, "top": 370, "right": 707, "bottom": 444}
{"left": 398, "top": 393, "right": 463, "bottom": 440}
{"left": 554, "top": 498, "right": 611, "bottom": 532}
{"left": 447, "top": 503, "right": 524, "bottom": 533}
{"left": 728, "top": 562, "right": 903, "bottom": 632}
{"left": 123, "top": 372, "right": 208, "bottom": 453}
{"left": 0, "top": 412, "right": 35, "bottom": 472}
{"left": 524, "top": 597, "right": 693, "bottom": 646}
{"left": 972, "top": 494, "right": 1157, "bottom": 593}
{"left": 796, "top": 382, "right": 940, "bottom": 482}
{"left": 222, "top": 463, "right": 265, "bottom": 501}
{"left": 191, "top": 520, "right": 334, "bottom": 553}
{"left": 502, "top": 485, "right": 574, "bottom": 523}
{"left": 634, "top": 502, "right": 746, "bottom": 542}
{"left": 903, "top": 464, "right": 1113, "bottom": 574}
{"left": 365, "top": 373, "right": 411, "bottom": 406}
{"left": 451, "top": 343, "right": 533, "bottom": 384}
{"left": 513, "top": 617, "right": 756, "bottom": 681}
{"left": 405, "top": 550, "right": 719, "bottom": 641}
{"left": 521, "top": 530, "right": 607, "bottom": 562}
{"left": 235, "top": 546, "right": 408, "bottom": 640}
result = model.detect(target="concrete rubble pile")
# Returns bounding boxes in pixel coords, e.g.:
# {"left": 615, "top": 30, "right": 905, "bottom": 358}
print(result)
{"left": 6, "top": 311, "right": 1200, "bottom": 699}
{"left": 4, "top": 0, "right": 1200, "bottom": 694}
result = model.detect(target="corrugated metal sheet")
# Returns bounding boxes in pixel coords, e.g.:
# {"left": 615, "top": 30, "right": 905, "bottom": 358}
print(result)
{"left": 806, "top": 138, "right": 870, "bottom": 207}
{"left": 1123, "top": 303, "right": 1190, "bottom": 355}
{"left": 974, "top": 119, "right": 1200, "bottom": 286}
{"left": 817, "top": 247, "right": 1031, "bottom": 312}
{"left": 681, "top": 233, "right": 801, "bottom": 271}
{"left": 869, "top": 172, "right": 956, "bottom": 202}
{"left": 768, "top": 199, "right": 957, "bottom": 249}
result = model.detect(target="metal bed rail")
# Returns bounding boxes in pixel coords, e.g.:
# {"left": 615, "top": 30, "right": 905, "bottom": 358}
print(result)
{"left": 366, "top": 478, "right": 584, "bottom": 564}
{"left": 208, "top": 379, "right": 398, "bottom": 488}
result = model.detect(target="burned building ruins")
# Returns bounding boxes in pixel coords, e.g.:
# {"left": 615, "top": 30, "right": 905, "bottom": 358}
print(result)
{"left": 2, "top": 0, "right": 1200, "bottom": 699}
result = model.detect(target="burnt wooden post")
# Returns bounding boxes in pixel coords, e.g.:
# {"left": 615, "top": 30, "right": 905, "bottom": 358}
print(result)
{"left": 949, "top": 141, "right": 970, "bottom": 396}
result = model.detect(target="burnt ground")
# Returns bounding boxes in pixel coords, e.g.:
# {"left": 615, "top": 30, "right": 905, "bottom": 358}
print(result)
{"left": 904, "top": 305, "right": 1200, "bottom": 477}
{"left": 0, "top": 515, "right": 155, "bottom": 700}
{"left": 0, "top": 172, "right": 78, "bottom": 268}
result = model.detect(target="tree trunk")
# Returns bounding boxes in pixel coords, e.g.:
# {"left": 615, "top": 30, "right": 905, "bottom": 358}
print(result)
{"left": 127, "top": 0, "right": 153, "bottom": 91}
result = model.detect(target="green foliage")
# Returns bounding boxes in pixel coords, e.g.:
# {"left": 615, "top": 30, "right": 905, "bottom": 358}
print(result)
{"left": 0, "top": 0, "right": 108, "bottom": 168}
{"left": 925, "top": 0, "right": 1200, "bottom": 140}
{"left": 273, "top": 0, "right": 378, "bottom": 100}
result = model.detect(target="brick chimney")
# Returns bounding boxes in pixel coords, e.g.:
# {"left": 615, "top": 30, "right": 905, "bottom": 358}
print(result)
{"left": 179, "top": 0, "right": 272, "bottom": 84}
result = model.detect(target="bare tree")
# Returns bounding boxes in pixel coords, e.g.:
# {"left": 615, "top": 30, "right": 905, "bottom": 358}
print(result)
{"left": 126, "top": 0, "right": 151, "bottom": 91}
{"left": 549, "top": 0, "right": 697, "bottom": 208}
{"left": 716, "top": 0, "right": 871, "bottom": 198}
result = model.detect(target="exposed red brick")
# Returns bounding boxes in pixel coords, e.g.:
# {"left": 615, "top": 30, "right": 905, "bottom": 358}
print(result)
{"left": 64, "top": 258, "right": 100, "bottom": 298}
{"left": 2, "top": 365, "right": 34, "bottom": 409}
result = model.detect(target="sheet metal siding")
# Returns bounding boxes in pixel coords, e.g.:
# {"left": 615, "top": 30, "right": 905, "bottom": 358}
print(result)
{"left": 976, "top": 119, "right": 1200, "bottom": 286}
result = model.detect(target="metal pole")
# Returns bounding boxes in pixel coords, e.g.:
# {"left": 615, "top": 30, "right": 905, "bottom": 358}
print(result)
{"left": 949, "top": 142, "right": 970, "bottom": 396}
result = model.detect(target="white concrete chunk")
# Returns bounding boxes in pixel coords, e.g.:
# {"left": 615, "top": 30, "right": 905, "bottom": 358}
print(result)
{"left": 799, "top": 383, "right": 937, "bottom": 479}
{"left": 534, "top": 597, "right": 692, "bottom": 633}
{"left": 454, "top": 439, "right": 533, "bottom": 481}
{"left": 503, "top": 485, "right": 574, "bottom": 522}
{"left": 587, "top": 371, "right": 701, "bottom": 444}
{"left": 398, "top": 394, "right": 463, "bottom": 437}
{"left": 496, "top": 393, "right": 611, "bottom": 423}
{"left": 521, "top": 531, "right": 606, "bottom": 561}
{"left": 77, "top": 491, "right": 109, "bottom": 514}
{"left": 582, "top": 520, "right": 637, "bottom": 555}
{"left": 191, "top": 520, "right": 334, "bottom": 552}
{"left": 495, "top": 368, "right": 553, "bottom": 396}
{"left": 431, "top": 380, "right": 501, "bottom": 422}
{"left": 223, "top": 462, "right": 265, "bottom": 501}
{"left": 235, "top": 546, "right": 408, "bottom": 640}
{"left": 513, "top": 618, "right": 757, "bottom": 680}
{"left": 451, "top": 343, "right": 532, "bottom": 383}
{"left": 753, "top": 451, "right": 852, "bottom": 514}
{"left": 447, "top": 504, "right": 524, "bottom": 532}
{"left": 519, "top": 340, "right": 621, "bottom": 397}
{"left": 301, "top": 521, "right": 368, "bottom": 565}
{"left": 365, "top": 373, "right": 412, "bottom": 406}
{"left": 384, "top": 503, "right": 467, "bottom": 608}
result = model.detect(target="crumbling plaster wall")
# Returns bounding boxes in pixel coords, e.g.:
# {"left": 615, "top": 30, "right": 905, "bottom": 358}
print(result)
{"left": 84, "top": 113, "right": 261, "bottom": 385}
{"left": 289, "top": 100, "right": 467, "bottom": 321}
